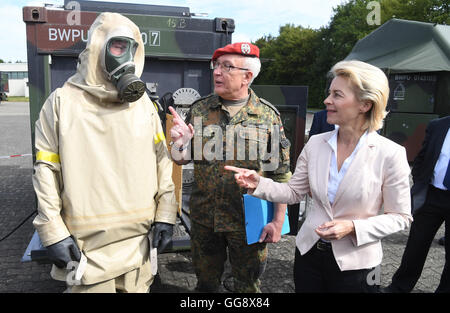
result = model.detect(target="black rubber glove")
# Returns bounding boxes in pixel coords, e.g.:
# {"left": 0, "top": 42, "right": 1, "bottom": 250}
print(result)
{"left": 46, "top": 236, "right": 81, "bottom": 269}
{"left": 152, "top": 222, "right": 173, "bottom": 254}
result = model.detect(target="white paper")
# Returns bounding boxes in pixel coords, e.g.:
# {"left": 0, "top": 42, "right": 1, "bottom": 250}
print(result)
{"left": 148, "top": 231, "right": 158, "bottom": 275}
{"left": 75, "top": 252, "right": 87, "bottom": 281}
{"left": 150, "top": 247, "right": 158, "bottom": 275}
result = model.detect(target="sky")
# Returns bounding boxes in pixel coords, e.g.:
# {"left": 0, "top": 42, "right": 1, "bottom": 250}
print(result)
{"left": 0, "top": 0, "right": 345, "bottom": 62}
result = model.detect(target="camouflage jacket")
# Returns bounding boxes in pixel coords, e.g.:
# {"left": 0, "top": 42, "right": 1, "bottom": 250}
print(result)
{"left": 185, "top": 89, "right": 292, "bottom": 232}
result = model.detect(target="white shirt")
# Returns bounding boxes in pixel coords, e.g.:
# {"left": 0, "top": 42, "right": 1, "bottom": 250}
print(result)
{"left": 432, "top": 128, "right": 450, "bottom": 191}
{"left": 327, "top": 127, "right": 368, "bottom": 205}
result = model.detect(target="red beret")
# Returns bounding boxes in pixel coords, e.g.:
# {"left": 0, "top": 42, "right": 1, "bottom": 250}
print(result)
{"left": 212, "top": 42, "right": 260, "bottom": 60}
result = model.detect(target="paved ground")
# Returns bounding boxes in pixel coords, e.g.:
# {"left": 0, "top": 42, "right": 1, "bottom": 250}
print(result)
{"left": 0, "top": 102, "right": 446, "bottom": 293}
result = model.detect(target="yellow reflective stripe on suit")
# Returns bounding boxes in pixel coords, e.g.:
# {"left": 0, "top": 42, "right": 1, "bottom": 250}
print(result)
{"left": 36, "top": 151, "right": 60, "bottom": 163}
{"left": 154, "top": 132, "right": 165, "bottom": 145}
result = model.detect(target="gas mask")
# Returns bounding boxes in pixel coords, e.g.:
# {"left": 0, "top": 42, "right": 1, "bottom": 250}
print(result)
{"left": 104, "top": 36, "right": 146, "bottom": 102}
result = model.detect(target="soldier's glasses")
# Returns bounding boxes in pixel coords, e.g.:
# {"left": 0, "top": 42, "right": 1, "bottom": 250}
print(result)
{"left": 210, "top": 60, "right": 248, "bottom": 72}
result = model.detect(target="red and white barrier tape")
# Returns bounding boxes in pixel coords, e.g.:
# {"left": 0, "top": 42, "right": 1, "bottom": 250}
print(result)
{"left": 0, "top": 153, "right": 32, "bottom": 159}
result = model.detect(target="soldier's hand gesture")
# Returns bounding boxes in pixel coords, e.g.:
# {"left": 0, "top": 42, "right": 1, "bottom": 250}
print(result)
{"left": 168, "top": 106, "right": 194, "bottom": 148}
{"left": 224, "top": 166, "right": 261, "bottom": 192}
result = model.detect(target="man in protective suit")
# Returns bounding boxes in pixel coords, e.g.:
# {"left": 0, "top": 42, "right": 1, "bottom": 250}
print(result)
{"left": 32, "top": 12, "right": 178, "bottom": 293}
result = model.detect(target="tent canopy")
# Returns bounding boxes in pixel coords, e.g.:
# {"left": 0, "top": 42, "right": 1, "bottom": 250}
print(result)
{"left": 345, "top": 19, "right": 450, "bottom": 73}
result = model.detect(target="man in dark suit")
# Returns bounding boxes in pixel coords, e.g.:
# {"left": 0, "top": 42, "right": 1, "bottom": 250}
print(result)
{"left": 384, "top": 116, "right": 450, "bottom": 293}
{"left": 309, "top": 109, "right": 335, "bottom": 137}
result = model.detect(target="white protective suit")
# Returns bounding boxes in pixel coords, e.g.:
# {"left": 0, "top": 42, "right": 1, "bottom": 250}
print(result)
{"left": 32, "top": 12, "right": 178, "bottom": 285}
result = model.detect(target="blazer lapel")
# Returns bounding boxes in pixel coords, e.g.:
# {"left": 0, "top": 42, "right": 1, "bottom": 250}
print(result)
{"left": 316, "top": 131, "right": 335, "bottom": 219}
{"left": 332, "top": 131, "right": 377, "bottom": 207}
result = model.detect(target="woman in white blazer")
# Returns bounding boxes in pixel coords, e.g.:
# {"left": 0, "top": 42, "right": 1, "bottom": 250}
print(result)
{"left": 226, "top": 60, "right": 413, "bottom": 293}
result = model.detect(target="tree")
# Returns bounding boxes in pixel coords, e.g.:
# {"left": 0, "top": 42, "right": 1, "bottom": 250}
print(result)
{"left": 254, "top": 25, "right": 330, "bottom": 107}
{"left": 382, "top": 0, "right": 449, "bottom": 25}
{"left": 253, "top": 0, "right": 449, "bottom": 109}
{"left": 256, "top": 25, "right": 318, "bottom": 84}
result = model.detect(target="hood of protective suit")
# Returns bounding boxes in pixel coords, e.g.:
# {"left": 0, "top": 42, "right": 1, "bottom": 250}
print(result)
{"left": 67, "top": 12, "right": 145, "bottom": 104}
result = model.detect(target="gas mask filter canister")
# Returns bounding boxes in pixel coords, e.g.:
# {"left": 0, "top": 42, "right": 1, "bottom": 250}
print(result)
{"left": 104, "top": 36, "right": 146, "bottom": 102}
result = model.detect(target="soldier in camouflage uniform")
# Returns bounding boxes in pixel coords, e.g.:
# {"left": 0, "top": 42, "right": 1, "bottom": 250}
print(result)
{"left": 169, "top": 42, "right": 292, "bottom": 293}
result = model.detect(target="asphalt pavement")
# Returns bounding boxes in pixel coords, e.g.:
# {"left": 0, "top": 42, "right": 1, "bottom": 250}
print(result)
{"left": 0, "top": 102, "right": 445, "bottom": 293}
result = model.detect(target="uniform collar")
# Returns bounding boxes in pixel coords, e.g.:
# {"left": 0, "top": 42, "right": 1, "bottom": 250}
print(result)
{"left": 231, "top": 89, "right": 262, "bottom": 124}
{"left": 210, "top": 89, "right": 262, "bottom": 124}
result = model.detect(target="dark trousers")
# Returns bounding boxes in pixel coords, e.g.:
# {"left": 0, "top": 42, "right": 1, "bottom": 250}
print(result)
{"left": 390, "top": 185, "right": 450, "bottom": 293}
{"left": 294, "top": 243, "right": 379, "bottom": 293}
{"left": 190, "top": 221, "right": 268, "bottom": 293}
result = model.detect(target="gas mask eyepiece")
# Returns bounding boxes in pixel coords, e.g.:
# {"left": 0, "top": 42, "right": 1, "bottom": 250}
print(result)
{"left": 105, "top": 36, "right": 146, "bottom": 102}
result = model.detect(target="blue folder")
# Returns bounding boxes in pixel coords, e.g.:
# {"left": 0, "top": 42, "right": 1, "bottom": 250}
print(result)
{"left": 243, "top": 194, "right": 290, "bottom": 245}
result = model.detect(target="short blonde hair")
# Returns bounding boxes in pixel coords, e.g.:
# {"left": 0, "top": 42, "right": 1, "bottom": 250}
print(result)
{"left": 330, "top": 60, "right": 389, "bottom": 132}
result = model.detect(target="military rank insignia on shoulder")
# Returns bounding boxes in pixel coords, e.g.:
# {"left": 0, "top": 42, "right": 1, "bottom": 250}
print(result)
{"left": 259, "top": 98, "right": 280, "bottom": 116}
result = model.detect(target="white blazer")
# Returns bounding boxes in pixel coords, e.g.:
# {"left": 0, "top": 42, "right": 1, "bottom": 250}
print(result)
{"left": 252, "top": 129, "right": 413, "bottom": 271}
